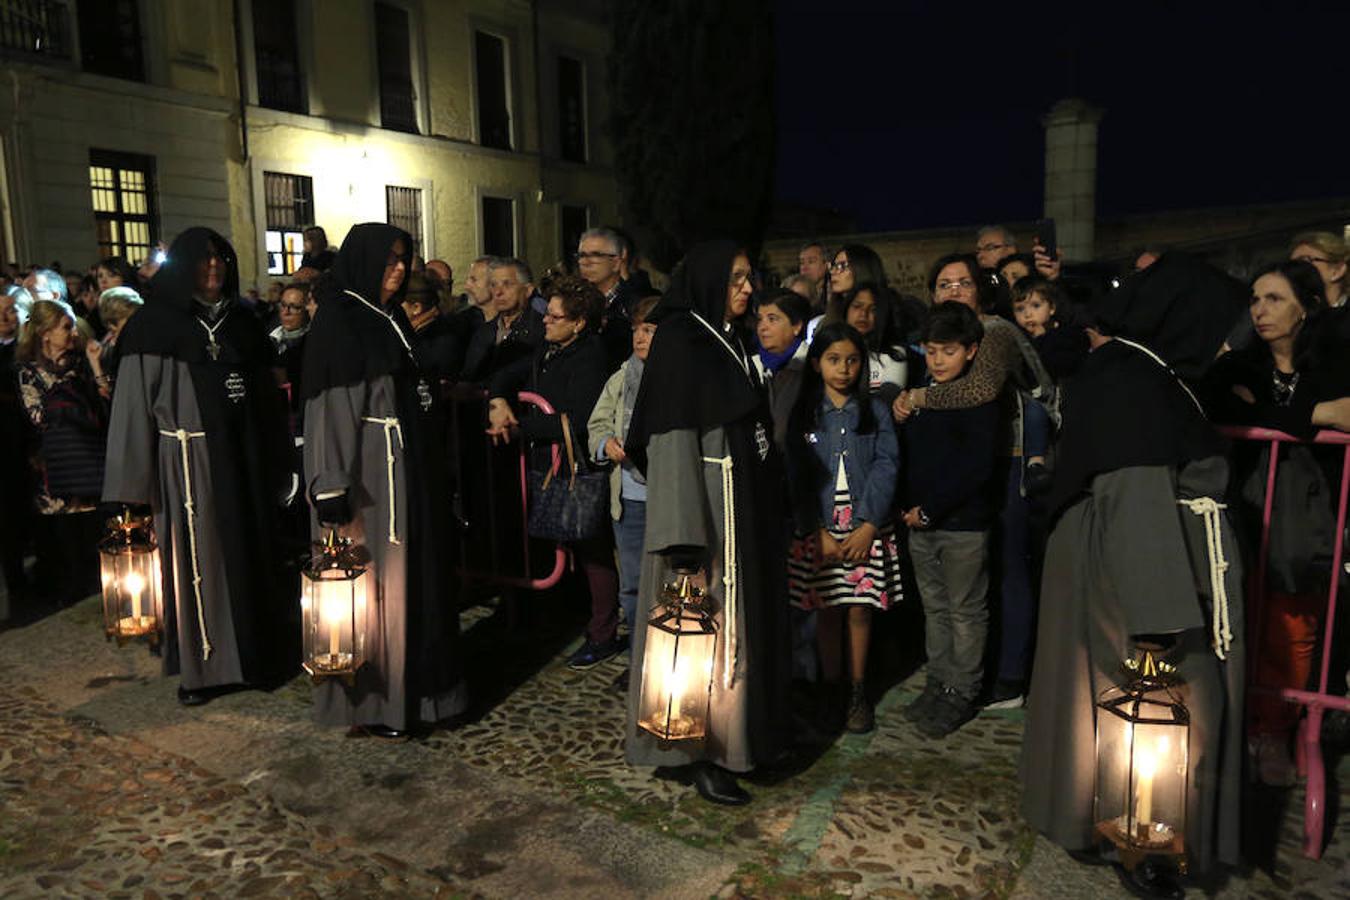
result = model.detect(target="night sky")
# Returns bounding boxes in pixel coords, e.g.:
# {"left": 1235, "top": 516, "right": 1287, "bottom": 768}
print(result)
{"left": 774, "top": 0, "right": 1350, "bottom": 232}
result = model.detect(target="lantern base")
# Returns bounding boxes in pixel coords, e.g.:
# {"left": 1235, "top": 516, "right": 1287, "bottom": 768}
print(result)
{"left": 303, "top": 655, "right": 365, "bottom": 685}
{"left": 1095, "top": 819, "right": 1187, "bottom": 875}
{"left": 638, "top": 713, "right": 706, "bottom": 742}
{"left": 106, "top": 616, "right": 161, "bottom": 648}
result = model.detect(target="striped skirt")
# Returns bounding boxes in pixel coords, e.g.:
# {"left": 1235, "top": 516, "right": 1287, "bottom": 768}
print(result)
{"left": 788, "top": 489, "right": 903, "bottom": 611}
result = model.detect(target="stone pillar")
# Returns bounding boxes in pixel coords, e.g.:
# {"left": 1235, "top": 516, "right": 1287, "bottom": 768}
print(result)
{"left": 1041, "top": 98, "right": 1103, "bottom": 262}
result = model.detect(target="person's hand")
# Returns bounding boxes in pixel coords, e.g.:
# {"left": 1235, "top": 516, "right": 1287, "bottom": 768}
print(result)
{"left": 604, "top": 436, "right": 626, "bottom": 464}
{"left": 486, "top": 398, "right": 518, "bottom": 444}
{"left": 138, "top": 241, "right": 167, "bottom": 281}
{"left": 840, "top": 522, "right": 877, "bottom": 561}
{"left": 892, "top": 390, "right": 915, "bottom": 422}
{"left": 1033, "top": 243, "right": 1062, "bottom": 280}
{"left": 1312, "top": 397, "right": 1350, "bottom": 432}
{"left": 819, "top": 528, "right": 843, "bottom": 563}
{"left": 1231, "top": 385, "right": 1256, "bottom": 405}
{"left": 85, "top": 339, "right": 103, "bottom": 367}
{"left": 902, "top": 506, "right": 926, "bottom": 529}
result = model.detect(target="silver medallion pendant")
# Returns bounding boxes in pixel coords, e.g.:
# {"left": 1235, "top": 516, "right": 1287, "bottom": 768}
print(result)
{"left": 755, "top": 420, "right": 770, "bottom": 461}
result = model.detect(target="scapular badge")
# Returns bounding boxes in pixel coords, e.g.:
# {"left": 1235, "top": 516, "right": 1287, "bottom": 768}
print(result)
{"left": 225, "top": 372, "right": 246, "bottom": 403}
{"left": 417, "top": 379, "right": 434, "bottom": 413}
{"left": 754, "top": 420, "right": 770, "bottom": 461}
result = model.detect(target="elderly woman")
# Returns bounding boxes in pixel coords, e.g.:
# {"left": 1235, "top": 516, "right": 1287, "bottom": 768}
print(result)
{"left": 1202, "top": 259, "right": 1350, "bottom": 786}
{"left": 1288, "top": 231, "right": 1349, "bottom": 309}
{"left": 487, "top": 275, "right": 618, "bottom": 668}
{"left": 96, "top": 286, "right": 144, "bottom": 386}
{"left": 17, "top": 299, "right": 109, "bottom": 607}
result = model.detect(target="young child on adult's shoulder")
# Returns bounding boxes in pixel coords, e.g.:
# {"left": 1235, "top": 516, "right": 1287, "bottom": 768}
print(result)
{"left": 1010, "top": 276, "right": 1089, "bottom": 381}
{"left": 900, "top": 303, "right": 999, "bottom": 739}
{"left": 587, "top": 296, "right": 659, "bottom": 680}
{"left": 786, "top": 322, "right": 903, "bottom": 735}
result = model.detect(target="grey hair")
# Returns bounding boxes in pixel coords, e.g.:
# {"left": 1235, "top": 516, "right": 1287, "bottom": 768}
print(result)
{"left": 488, "top": 256, "right": 534, "bottom": 285}
{"left": 976, "top": 224, "right": 1016, "bottom": 246}
{"left": 471, "top": 255, "right": 498, "bottom": 269}
{"left": 578, "top": 227, "right": 623, "bottom": 256}
{"left": 97, "top": 286, "right": 144, "bottom": 323}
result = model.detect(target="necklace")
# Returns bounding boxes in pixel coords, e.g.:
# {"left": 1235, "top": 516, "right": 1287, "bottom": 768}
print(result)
{"left": 197, "top": 311, "right": 230, "bottom": 360}
{"left": 1271, "top": 368, "right": 1300, "bottom": 407}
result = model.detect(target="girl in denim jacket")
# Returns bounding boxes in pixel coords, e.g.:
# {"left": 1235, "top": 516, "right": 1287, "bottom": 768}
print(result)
{"left": 786, "top": 322, "right": 902, "bottom": 733}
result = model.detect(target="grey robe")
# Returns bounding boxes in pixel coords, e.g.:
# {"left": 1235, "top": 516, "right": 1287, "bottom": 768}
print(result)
{"left": 304, "top": 374, "right": 466, "bottom": 730}
{"left": 1020, "top": 459, "right": 1245, "bottom": 875}
{"left": 103, "top": 354, "right": 245, "bottom": 690}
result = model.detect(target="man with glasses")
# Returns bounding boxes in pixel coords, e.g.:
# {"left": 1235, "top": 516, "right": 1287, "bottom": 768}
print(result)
{"left": 974, "top": 225, "right": 1018, "bottom": 271}
{"left": 462, "top": 258, "right": 543, "bottom": 382}
{"left": 578, "top": 227, "right": 639, "bottom": 371}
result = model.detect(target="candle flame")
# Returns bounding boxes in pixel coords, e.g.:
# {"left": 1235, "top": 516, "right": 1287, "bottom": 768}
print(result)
{"left": 123, "top": 571, "right": 146, "bottom": 595}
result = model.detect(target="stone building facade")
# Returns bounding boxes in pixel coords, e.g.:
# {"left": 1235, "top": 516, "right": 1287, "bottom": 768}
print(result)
{"left": 0, "top": 0, "right": 620, "bottom": 288}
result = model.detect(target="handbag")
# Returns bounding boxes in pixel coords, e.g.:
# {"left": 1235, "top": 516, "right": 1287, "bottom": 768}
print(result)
{"left": 526, "top": 412, "right": 609, "bottom": 542}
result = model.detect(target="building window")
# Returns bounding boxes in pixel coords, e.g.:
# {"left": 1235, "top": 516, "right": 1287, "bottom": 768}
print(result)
{"left": 386, "top": 186, "right": 423, "bottom": 255}
{"left": 561, "top": 204, "right": 588, "bottom": 267}
{"left": 263, "top": 171, "right": 313, "bottom": 276}
{"left": 76, "top": 0, "right": 144, "bottom": 81}
{"left": 375, "top": 3, "right": 417, "bottom": 134}
{"left": 252, "top": 0, "right": 306, "bottom": 113}
{"left": 482, "top": 196, "right": 515, "bottom": 258}
{"left": 475, "top": 31, "right": 511, "bottom": 151}
{"left": 89, "top": 149, "right": 157, "bottom": 262}
{"left": 557, "top": 56, "right": 586, "bottom": 163}
{"left": 0, "top": 0, "right": 72, "bottom": 60}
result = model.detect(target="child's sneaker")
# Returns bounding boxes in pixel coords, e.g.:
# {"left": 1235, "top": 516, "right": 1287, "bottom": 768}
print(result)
{"left": 917, "top": 688, "right": 978, "bottom": 739}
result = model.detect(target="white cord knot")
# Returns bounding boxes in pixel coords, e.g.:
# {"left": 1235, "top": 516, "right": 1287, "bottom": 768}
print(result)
{"left": 159, "top": 428, "right": 212, "bottom": 660}
{"left": 362, "top": 417, "right": 404, "bottom": 545}
{"left": 1178, "top": 496, "right": 1233, "bottom": 660}
{"left": 702, "top": 455, "right": 737, "bottom": 689}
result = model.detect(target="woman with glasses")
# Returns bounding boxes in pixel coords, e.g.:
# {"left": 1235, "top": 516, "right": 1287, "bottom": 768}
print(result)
{"left": 895, "top": 252, "right": 1055, "bottom": 714}
{"left": 622, "top": 241, "right": 791, "bottom": 807}
{"left": 1288, "top": 231, "right": 1349, "bottom": 309}
{"left": 825, "top": 243, "right": 926, "bottom": 346}
{"left": 487, "top": 275, "right": 620, "bottom": 670}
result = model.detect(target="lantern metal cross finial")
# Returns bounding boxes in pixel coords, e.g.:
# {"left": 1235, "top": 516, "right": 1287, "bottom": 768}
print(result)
{"left": 1095, "top": 650, "right": 1191, "bottom": 874}
{"left": 300, "top": 528, "right": 371, "bottom": 683}
{"left": 637, "top": 569, "right": 718, "bottom": 742}
{"left": 99, "top": 508, "right": 163, "bottom": 647}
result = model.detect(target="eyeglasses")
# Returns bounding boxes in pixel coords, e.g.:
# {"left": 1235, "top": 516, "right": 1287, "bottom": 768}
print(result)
{"left": 543, "top": 311, "right": 572, "bottom": 322}
{"left": 729, "top": 271, "right": 753, "bottom": 288}
{"left": 937, "top": 279, "right": 977, "bottom": 292}
{"left": 575, "top": 251, "right": 618, "bottom": 262}
{"left": 1293, "top": 254, "right": 1331, "bottom": 265}
{"left": 280, "top": 302, "right": 307, "bottom": 312}
{"left": 976, "top": 242, "right": 1009, "bottom": 254}
{"left": 829, "top": 260, "right": 851, "bottom": 273}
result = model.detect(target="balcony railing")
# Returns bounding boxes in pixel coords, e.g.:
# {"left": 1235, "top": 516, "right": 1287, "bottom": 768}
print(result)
{"left": 0, "top": 0, "right": 71, "bottom": 60}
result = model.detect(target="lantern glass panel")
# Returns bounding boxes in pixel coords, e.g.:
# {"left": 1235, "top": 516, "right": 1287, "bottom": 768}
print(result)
{"left": 301, "top": 565, "right": 369, "bottom": 678}
{"left": 637, "top": 610, "right": 716, "bottom": 741}
{"left": 1096, "top": 694, "right": 1189, "bottom": 855}
{"left": 99, "top": 537, "right": 163, "bottom": 646}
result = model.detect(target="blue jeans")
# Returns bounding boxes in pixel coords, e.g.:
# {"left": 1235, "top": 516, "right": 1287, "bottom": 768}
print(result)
{"left": 613, "top": 497, "right": 647, "bottom": 632}
{"left": 1022, "top": 397, "right": 1051, "bottom": 460}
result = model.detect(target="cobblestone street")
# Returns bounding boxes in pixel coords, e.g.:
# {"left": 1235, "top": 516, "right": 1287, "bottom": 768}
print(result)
{"left": 3, "top": 596, "right": 1350, "bottom": 898}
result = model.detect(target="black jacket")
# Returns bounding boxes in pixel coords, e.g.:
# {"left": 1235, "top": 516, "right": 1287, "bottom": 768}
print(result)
{"left": 598, "top": 278, "right": 641, "bottom": 373}
{"left": 463, "top": 309, "right": 544, "bottom": 384}
{"left": 903, "top": 400, "right": 1000, "bottom": 531}
{"left": 489, "top": 333, "right": 610, "bottom": 469}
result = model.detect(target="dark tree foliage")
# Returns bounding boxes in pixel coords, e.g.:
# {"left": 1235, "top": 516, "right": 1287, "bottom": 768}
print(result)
{"left": 608, "top": 0, "right": 775, "bottom": 261}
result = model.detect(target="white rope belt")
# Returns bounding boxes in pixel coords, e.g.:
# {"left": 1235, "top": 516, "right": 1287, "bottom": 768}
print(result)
{"left": 362, "top": 417, "right": 404, "bottom": 545}
{"left": 702, "top": 455, "right": 738, "bottom": 689}
{"left": 1178, "top": 496, "right": 1233, "bottom": 660}
{"left": 158, "top": 428, "right": 212, "bottom": 661}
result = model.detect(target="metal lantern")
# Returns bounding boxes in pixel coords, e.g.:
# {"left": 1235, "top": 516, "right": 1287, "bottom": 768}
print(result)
{"left": 300, "top": 530, "right": 372, "bottom": 682}
{"left": 98, "top": 510, "right": 163, "bottom": 647}
{"left": 1094, "top": 651, "right": 1190, "bottom": 873}
{"left": 637, "top": 570, "right": 718, "bottom": 741}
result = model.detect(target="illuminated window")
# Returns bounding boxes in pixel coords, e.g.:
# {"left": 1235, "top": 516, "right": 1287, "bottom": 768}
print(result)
{"left": 88, "top": 149, "right": 157, "bottom": 262}
{"left": 263, "top": 171, "right": 313, "bottom": 275}
{"left": 385, "top": 186, "right": 423, "bottom": 255}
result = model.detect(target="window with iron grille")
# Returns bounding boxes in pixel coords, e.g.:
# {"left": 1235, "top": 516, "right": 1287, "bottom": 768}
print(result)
{"left": 0, "top": 0, "right": 72, "bottom": 60}
{"left": 482, "top": 196, "right": 515, "bottom": 258}
{"left": 88, "top": 149, "right": 157, "bottom": 263}
{"left": 557, "top": 56, "right": 586, "bottom": 163}
{"left": 252, "top": 0, "right": 306, "bottom": 113}
{"left": 263, "top": 171, "right": 313, "bottom": 275}
{"left": 475, "top": 31, "right": 511, "bottom": 150}
{"left": 375, "top": 3, "right": 417, "bottom": 133}
{"left": 76, "top": 0, "right": 144, "bottom": 81}
{"left": 561, "top": 204, "right": 588, "bottom": 267}
{"left": 385, "top": 186, "right": 423, "bottom": 255}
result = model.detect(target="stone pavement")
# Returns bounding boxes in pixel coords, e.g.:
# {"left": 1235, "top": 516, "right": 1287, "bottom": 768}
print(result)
{"left": 2, "top": 595, "right": 1349, "bottom": 898}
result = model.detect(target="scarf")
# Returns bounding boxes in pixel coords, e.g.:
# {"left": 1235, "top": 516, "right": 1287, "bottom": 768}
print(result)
{"left": 757, "top": 335, "right": 803, "bottom": 376}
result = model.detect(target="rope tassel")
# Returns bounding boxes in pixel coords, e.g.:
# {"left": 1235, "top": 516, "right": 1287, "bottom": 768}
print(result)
{"left": 160, "top": 428, "right": 212, "bottom": 661}
{"left": 702, "top": 455, "right": 738, "bottom": 689}
{"left": 362, "top": 417, "right": 404, "bottom": 545}
{"left": 1178, "top": 496, "right": 1233, "bottom": 660}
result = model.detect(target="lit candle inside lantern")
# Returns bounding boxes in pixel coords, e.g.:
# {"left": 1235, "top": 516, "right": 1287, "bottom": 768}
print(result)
{"left": 124, "top": 571, "right": 146, "bottom": 621}
{"left": 1135, "top": 743, "right": 1157, "bottom": 825}
{"left": 320, "top": 588, "right": 344, "bottom": 660}
{"left": 666, "top": 656, "right": 689, "bottom": 733}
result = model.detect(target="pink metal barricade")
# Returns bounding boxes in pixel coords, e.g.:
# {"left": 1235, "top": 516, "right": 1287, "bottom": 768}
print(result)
{"left": 1221, "top": 425, "right": 1350, "bottom": 858}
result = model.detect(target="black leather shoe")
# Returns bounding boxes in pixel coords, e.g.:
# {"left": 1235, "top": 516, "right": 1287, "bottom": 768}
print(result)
{"left": 690, "top": 762, "right": 751, "bottom": 806}
{"left": 177, "top": 686, "right": 208, "bottom": 707}
{"left": 364, "top": 724, "right": 409, "bottom": 740}
{"left": 1114, "top": 860, "right": 1184, "bottom": 899}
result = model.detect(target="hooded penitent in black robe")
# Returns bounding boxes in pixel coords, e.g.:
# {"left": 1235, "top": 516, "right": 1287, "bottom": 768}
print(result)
{"left": 103, "top": 228, "right": 295, "bottom": 690}
{"left": 1021, "top": 253, "right": 1246, "bottom": 876}
{"left": 623, "top": 240, "right": 791, "bottom": 773}
{"left": 301, "top": 223, "right": 466, "bottom": 731}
